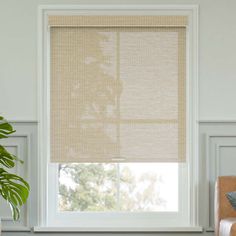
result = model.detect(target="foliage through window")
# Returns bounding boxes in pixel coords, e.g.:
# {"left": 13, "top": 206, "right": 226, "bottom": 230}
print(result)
{"left": 58, "top": 163, "right": 178, "bottom": 212}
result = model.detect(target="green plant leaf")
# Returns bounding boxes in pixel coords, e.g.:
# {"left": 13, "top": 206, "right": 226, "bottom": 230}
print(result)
{"left": 0, "top": 116, "right": 29, "bottom": 220}
{"left": 8, "top": 201, "right": 20, "bottom": 221}
{"left": 0, "top": 117, "right": 24, "bottom": 169}
{"left": 0, "top": 117, "right": 15, "bottom": 139}
{"left": 0, "top": 145, "right": 16, "bottom": 168}
{"left": 0, "top": 168, "right": 30, "bottom": 221}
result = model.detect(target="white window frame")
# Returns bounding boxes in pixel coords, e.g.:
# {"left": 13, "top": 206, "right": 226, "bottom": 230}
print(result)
{"left": 37, "top": 4, "right": 199, "bottom": 232}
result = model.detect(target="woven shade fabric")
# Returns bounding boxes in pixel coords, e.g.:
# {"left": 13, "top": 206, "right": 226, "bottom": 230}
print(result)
{"left": 49, "top": 16, "right": 187, "bottom": 163}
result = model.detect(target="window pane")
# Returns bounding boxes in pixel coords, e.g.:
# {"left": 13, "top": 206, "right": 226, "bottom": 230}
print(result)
{"left": 119, "top": 163, "right": 178, "bottom": 211}
{"left": 58, "top": 163, "right": 117, "bottom": 211}
{"left": 58, "top": 163, "right": 178, "bottom": 212}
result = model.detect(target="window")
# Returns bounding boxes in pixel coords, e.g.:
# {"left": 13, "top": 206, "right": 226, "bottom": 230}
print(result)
{"left": 58, "top": 163, "right": 179, "bottom": 212}
{"left": 38, "top": 6, "right": 199, "bottom": 231}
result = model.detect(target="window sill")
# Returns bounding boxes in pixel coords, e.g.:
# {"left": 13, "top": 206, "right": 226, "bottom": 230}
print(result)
{"left": 33, "top": 226, "right": 203, "bottom": 233}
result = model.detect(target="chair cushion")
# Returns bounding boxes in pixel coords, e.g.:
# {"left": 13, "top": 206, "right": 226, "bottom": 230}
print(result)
{"left": 220, "top": 218, "right": 236, "bottom": 236}
{"left": 227, "top": 192, "right": 236, "bottom": 210}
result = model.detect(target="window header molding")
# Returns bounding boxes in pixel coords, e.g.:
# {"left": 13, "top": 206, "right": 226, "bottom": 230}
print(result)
{"left": 38, "top": 4, "right": 198, "bottom": 11}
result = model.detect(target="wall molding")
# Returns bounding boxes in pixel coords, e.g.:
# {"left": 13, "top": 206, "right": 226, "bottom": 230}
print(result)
{"left": 38, "top": 4, "right": 199, "bottom": 11}
{"left": 2, "top": 226, "right": 31, "bottom": 232}
{"left": 0, "top": 122, "right": 38, "bottom": 232}
{"left": 205, "top": 133, "right": 236, "bottom": 231}
{"left": 6, "top": 119, "right": 236, "bottom": 124}
{"left": 0, "top": 133, "right": 31, "bottom": 230}
{"left": 8, "top": 120, "right": 38, "bottom": 123}
{"left": 3, "top": 121, "right": 236, "bottom": 232}
{"left": 199, "top": 119, "right": 236, "bottom": 123}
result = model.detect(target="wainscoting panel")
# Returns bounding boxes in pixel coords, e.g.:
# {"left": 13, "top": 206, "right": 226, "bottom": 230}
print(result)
{"left": 199, "top": 122, "right": 236, "bottom": 231}
{"left": 0, "top": 122, "right": 37, "bottom": 231}
{"left": 0, "top": 121, "right": 235, "bottom": 235}
{"left": 0, "top": 136, "right": 28, "bottom": 229}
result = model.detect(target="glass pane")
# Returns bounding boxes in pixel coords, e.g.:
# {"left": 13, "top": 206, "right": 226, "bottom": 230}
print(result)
{"left": 119, "top": 163, "right": 178, "bottom": 211}
{"left": 58, "top": 163, "right": 178, "bottom": 212}
{"left": 58, "top": 163, "right": 117, "bottom": 211}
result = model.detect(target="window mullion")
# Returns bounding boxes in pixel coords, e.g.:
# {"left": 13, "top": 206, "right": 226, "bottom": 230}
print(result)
{"left": 116, "top": 163, "right": 121, "bottom": 211}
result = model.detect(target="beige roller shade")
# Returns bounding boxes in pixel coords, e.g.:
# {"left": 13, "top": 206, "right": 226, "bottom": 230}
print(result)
{"left": 49, "top": 15, "right": 187, "bottom": 163}
{"left": 48, "top": 15, "right": 188, "bottom": 27}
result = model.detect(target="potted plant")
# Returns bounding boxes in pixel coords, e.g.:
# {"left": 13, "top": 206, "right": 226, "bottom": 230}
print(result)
{"left": 0, "top": 116, "right": 30, "bottom": 226}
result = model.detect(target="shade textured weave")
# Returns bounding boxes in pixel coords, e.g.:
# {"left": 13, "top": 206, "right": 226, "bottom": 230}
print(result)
{"left": 49, "top": 15, "right": 187, "bottom": 163}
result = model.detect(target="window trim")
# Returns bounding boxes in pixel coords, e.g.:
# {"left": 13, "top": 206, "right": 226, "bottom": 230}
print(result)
{"left": 37, "top": 4, "right": 199, "bottom": 230}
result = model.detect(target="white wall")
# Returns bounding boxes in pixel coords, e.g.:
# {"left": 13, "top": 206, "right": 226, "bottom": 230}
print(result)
{"left": 1, "top": 0, "right": 236, "bottom": 236}
{"left": 1, "top": 0, "right": 236, "bottom": 120}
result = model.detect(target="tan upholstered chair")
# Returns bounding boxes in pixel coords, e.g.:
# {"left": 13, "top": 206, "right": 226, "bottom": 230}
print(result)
{"left": 215, "top": 176, "right": 236, "bottom": 236}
